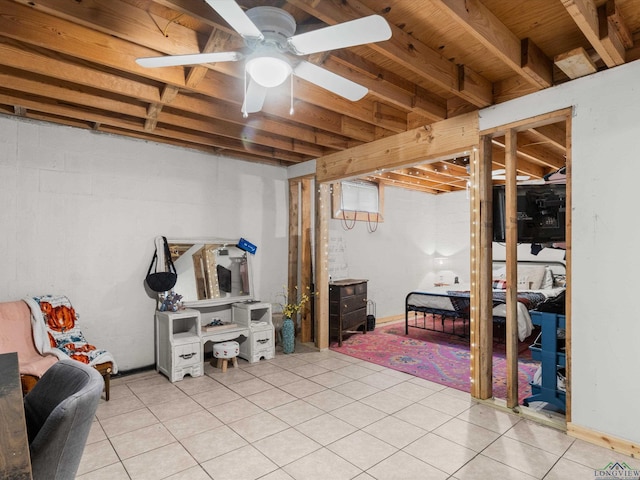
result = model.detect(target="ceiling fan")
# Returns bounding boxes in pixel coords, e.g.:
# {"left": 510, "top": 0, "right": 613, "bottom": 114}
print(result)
{"left": 136, "top": 0, "right": 392, "bottom": 116}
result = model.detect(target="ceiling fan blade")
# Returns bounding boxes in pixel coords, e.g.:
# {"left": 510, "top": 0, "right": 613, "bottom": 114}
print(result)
{"left": 242, "top": 78, "right": 268, "bottom": 114}
{"left": 136, "top": 51, "right": 243, "bottom": 68}
{"left": 294, "top": 61, "right": 368, "bottom": 101}
{"left": 288, "top": 15, "right": 391, "bottom": 55}
{"left": 205, "top": 0, "right": 264, "bottom": 40}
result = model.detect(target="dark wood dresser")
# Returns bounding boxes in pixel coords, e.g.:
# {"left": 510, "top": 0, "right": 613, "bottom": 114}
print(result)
{"left": 329, "top": 279, "right": 368, "bottom": 346}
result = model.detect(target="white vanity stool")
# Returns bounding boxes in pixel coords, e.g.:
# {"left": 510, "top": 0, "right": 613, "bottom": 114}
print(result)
{"left": 211, "top": 341, "right": 239, "bottom": 372}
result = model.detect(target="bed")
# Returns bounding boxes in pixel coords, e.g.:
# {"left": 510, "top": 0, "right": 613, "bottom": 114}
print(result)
{"left": 405, "top": 260, "right": 566, "bottom": 342}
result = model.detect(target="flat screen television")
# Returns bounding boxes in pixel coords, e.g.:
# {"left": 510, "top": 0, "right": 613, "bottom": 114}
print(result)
{"left": 493, "top": 183, "right": 566, "bottom": 243}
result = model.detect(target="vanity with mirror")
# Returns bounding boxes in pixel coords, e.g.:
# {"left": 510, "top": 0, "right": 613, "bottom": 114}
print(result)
{"left": 154, "top": 237, "right": 274, "bottom": 376}
{"left": 165, "top": 238, "right": 254, "bottom": 307}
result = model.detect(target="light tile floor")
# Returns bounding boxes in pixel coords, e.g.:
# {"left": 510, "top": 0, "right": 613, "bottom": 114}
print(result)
{"left": 76, "top": 344, "right": 639, "bottom": 480}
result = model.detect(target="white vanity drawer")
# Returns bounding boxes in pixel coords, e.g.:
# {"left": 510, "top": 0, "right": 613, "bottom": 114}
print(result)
{"left": 173, "top": 342, "right": 201, "bottom": 367}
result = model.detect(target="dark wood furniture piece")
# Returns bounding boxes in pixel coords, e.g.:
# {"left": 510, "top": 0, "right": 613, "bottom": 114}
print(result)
{"left": 0, "top": 352, "right": 33, "bottom": 479}
{"left": 329, "top": 279, "right": 368, "bottom": 346}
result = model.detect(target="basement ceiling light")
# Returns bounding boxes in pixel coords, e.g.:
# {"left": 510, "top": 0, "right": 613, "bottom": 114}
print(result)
{"left": 246, "top": 53, "right": 292, "bottom": 88}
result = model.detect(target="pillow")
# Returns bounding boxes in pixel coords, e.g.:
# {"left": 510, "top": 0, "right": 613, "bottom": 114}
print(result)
{"left": 553, "top": 274, "right": 567, "bottom": 288}
{"left": 516, "top": 265, "right": 546, "bottom": 290}
{"left": 540, "top": 267, "right": 554, "bottom": 290}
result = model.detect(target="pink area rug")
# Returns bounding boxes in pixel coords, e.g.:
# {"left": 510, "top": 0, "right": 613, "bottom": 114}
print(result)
{"left": 330, "top": 321, "right": 538, "bottom": 403}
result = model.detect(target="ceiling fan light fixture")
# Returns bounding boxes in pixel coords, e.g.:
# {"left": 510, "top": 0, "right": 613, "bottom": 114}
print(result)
{"left": 246, "top": 53, "right": 291, "bottom": 88}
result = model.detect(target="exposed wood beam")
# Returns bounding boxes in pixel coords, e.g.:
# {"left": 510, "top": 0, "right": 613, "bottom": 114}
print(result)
{"left": 0, "top": 68, "right": 324, "bottom": 158}
{"left": 434, "top": 0, "right": 552, "bottom": 88}
{"left": 373, "top": 170, "right": 459, "bottom": 193}
{"left": 492, "top": 136, "right": 565, "bottom": 170}
{"left": 0, "top": 89, "right": 309, "bottom": 163}
{"left": 521, "top": 38, "right": 553, "bottom": 88}
{"left": 3, "top": 0, "right": 394, "bottom": 142}
{"left": 554, "top": 47, "right": 598, "bottom": 79}
{"left": 185, "top": 29, "right": 234, "bottom": 89}
{"left": 529, "top": 124, "right": 567, "bottom": 152}
{"left": 561, "top": 0, "right": 626, "bottom": 67}
{"left": 323, "top": 52, "right": 447, "bottom": 121}
{"left": 0, "top": 38, "right": 356, "bottom": 153}
{"left": 144, "top": 85, "right": 179, "bottom": 131}
{"left": 316, "top": 112, "right": 479, "bottom": 183}
{"left": 493, "top": 76, "right": 540, "bottom": 104}
{"left": 286, "top": 0, "right": 493, "bottom": 107}
{"left": 598, "top": 3, "right": 626, "bottom": 66}
{"left": 605, "top": 0, "right": 633, "bottom": 49}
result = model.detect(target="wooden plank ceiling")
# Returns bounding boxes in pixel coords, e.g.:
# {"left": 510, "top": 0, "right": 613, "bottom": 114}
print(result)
{"left": 1, "top": 0, "right": 638, "bottom": 193}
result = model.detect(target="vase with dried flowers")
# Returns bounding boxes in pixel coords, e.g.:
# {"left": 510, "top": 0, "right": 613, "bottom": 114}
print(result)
{"left": 276, "top": 286, "right": 312, "bottom": 354}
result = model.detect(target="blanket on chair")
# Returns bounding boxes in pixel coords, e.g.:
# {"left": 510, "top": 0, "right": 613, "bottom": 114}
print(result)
{"left": 24, "top": 295, "right": 118, "bottom": 374}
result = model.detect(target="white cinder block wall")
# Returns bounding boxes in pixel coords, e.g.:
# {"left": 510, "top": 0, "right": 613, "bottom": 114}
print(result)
{"left": 0, "top": 115, "right": 289, "bottom": 371}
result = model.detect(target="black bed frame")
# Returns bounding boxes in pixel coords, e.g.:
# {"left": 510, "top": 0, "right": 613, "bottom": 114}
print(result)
{"left": 404, "top": 260, "right": 566, "bottom": 339}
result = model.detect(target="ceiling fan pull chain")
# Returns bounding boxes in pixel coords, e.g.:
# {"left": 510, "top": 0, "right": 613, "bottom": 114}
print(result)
{"left": 242, "top": 68, "right": 248, "bottom": 118}
{"left": 289, "top": 74, "right": 294, "bottom": 116}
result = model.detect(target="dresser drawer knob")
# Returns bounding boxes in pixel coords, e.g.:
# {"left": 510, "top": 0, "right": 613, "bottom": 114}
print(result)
{"left": 179, "top": 352, "right": 196, "bottom": 359}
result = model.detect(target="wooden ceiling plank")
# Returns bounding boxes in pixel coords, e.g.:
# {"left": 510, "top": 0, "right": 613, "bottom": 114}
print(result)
{"left": 459, "top": 65, "right": 495, "bottom": 107}
{"left": 11, "top": 0, "right": 205, "bottom": 55}
{"left": 554, "top": 47, "right": 598, "bottom": 79}
{"left": 561, "top": 0, "right": 625, "bottom": 67}
{"left": 378, "top": 175, "right": 461, "bottom": 193}
{"left": 0, "top": 69, "right": 142, "bottom": 115}
{"left": 0, "top": 67, "right": 323, "bottom": 158}
{"left": 493, "top": 75, "right": 540, "bottom": 104}
{"left": 598, "top": 4, "right": 626, "bottom": 65}
{"left": 144, "top": 103, "right": 161, "bottom": 131}
{"left": 0, "top": 38, "right": 163, "bottom": 102}
{"left": 158, "top": 109, "right": 325, "bottom": 157}
{"left": 0, "top": 39, "right": 353, "bottom": 151}
{"left": 492, "top": 136, "right": 565, "bottom": 170}
{"left": 0, "top": 1, "right": 187, "bottom": 85}
{"left": 373, "top": 102, "right": 407, "bottom": 132}
{"left": 521, "top": 38, "right": 553, "bottom": 88}
{"left": 529, "top": 124, "right": 567, "bottom": 152}
{"left": 144, "top": 85, "right": 180, "bottom": 132}
{"left": 286, "top": 0, "right": 493, "bottom": 107}
{"left": 372, "top": 178, "right": 442, "bottom": 194}
{"left": 434, "top": 0, "right": 552, "bottom": 88}
{"left": 605, "top": 0, "right": 633, "bottom": 49}
{"left": 327, "top": 52, "right": 449, "bottom": 122}
{"left": 185, "top": 29, "right": 234, "bottom": 89}
{"left": 323, "top": 54, "right": 447, "bottom": 120}
{"left": 4, "top": 0, "right": 383, "bottom": 144}
{"left": 316, "top": 112, "right": 479, "bottom": 183}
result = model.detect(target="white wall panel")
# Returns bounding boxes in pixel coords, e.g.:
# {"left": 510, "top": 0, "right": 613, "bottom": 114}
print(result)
{"left": 0, "top": 116, "right": 288, "bottom": 371}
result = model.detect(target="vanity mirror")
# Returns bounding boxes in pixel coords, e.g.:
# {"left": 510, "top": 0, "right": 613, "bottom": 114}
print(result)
{"left": 161, "top": 237, "right": 254, "bottom": 307}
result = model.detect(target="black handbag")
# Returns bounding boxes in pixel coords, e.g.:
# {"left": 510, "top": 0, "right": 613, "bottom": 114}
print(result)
{"left": 145, "top": 236, "right": 178, "bottom": 292}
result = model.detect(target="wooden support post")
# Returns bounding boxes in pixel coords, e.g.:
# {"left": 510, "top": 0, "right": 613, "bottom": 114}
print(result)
{"left": 564, "top": 113, "right": 573, "bottom": 423}
{"left": 288, "top": 179, "right": 300, "bottom": 336}
{"left": 315, "top": 183, "right": 330, "bottom": 349}
{"left": 300, "top": 178, "right": 313, "bottom": 343}
{"left": 505, "top": 128, "right": 519, "bottom": 409}
{"left": 475, "top": 135, "right": 494, "bottom": 400}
